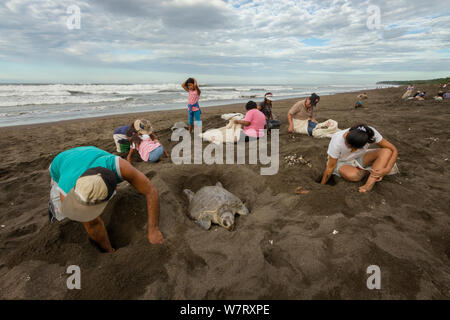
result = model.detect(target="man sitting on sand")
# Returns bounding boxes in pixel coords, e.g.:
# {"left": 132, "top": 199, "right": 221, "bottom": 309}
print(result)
{"left": 287, "top": 93, "right": 320, "bottom": 135}
{"left": 48, "top": 146, "right": 164, "bottom": 252}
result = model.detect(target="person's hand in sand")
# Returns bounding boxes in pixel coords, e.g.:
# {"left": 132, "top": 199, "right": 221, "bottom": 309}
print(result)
{"left": 120, "top": 158, "right": 164, "bottom": 244}
{"left": 288, "top": 124, "right": 294, "bottom": 133}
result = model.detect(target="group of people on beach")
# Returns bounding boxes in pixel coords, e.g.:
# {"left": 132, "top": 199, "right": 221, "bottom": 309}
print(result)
{"left": 402, "top": 83, "right": 450, "bottom": 101}
{"left": 48, "top": 77, "right": 399, "bottom": 253}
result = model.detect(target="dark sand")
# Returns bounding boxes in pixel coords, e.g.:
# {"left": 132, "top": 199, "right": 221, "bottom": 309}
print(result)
{"left": 0, "top": 85, "right": 449, "bottom": 299}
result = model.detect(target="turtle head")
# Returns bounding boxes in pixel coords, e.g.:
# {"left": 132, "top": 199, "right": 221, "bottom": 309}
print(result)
{"left": 219, "top": 210, "right": 235, "bottom": 231}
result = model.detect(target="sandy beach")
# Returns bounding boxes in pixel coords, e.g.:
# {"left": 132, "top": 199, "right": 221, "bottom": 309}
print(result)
{"left": 0, "top": 85, "right": 449, "bottom": 299}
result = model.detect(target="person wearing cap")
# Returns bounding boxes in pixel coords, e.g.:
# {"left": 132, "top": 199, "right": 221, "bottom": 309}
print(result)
{"left": 287, "top": 93, "right": 320, "bottom": 135}
{"left": 259, "top": 93, "right": 281, "bottom": 130}
{"left": 48, "top": 146, "right": 164, "bottom": 253}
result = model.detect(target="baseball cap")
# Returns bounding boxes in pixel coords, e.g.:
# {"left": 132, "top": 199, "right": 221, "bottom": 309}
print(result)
{"left": 265, "top": 92, "right": 274, "bottom": 101}
{"left": 134, "top": 119, "right": 153, "bottom": 135}
{"left": 62, "top": 167, "right": 117, "bottom": 222}
{"left": 309, "top": 93, "right": 320, "bottom": 106}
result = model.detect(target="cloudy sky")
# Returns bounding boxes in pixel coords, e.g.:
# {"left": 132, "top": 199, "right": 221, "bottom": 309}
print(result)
{"left": 0, "top": 0, "right": 449, "bottom": 84}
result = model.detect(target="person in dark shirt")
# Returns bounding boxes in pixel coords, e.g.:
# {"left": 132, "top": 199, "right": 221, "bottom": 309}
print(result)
{"left": 259, "top": 93, "right": 280, "bottom": 130}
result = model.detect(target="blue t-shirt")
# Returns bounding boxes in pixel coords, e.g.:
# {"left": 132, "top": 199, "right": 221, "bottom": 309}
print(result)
{"left": 114, "top": 125, "right": 129, "bottom": 135}
{"left": 50, "top": 146, "right": 123, "bottom": 195}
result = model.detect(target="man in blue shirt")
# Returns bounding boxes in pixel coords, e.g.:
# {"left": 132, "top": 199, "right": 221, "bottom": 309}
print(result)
{"left": 49, "top": 146, "right": 163, "bottom": 252}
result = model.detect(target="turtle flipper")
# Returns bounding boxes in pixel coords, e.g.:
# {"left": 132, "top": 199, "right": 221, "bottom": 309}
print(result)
{"left": 196, "top": 218, "right": 212, "bottom": 230}
{"left": 237, "top": 204, "right": 249, "bottom": 215}
{"left": 183, "top": 189, "right": 195, "bottom": 202}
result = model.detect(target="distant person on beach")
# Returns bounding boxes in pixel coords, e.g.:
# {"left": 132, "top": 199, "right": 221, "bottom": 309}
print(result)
{"left": 321, "top": 124, "right": 398, "bottom": 193}
{"left": 127, "top": 119, "right": 169, "bottom": 164}
{"left": 48, "top": 146, "right": 164, "bottom": 253}
{"left": 234, "top": 101, "right": 266, "bottom": 142}
{"left": 259, "top": 93, "right": 281, "bottom": 130}
{"left": 355, "top": 93, "right": 367, "bottom": 108}
{"left": 182, "top": 77, "right": 202, "bottom": 133}
{"left": 113, "top": 123, "right": 137, "bottom": 153}
{"left": 287, "top": 93, "right": 320, "bottom": 135}
{"left": 402, "top": 84, "right": 414, "bottom": 99}
{"left": 414, "top": 91, "right": 426, "bottom": 100}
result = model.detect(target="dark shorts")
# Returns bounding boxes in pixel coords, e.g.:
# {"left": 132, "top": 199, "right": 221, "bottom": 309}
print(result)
{"left": 267, "top": 119, "right": 281, "bottom": 129}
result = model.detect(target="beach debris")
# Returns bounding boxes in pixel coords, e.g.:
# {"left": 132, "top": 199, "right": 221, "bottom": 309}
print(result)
{"left": 425, "top": 137, "right": 439, "bottom": 144}
{"left": 284, "top": 154, "right": 312, "bottom": 168}
{"left": 0, "top": 225, "right": 5, "bottom": 228}
{"left": 381, "top": 199, "right": 387, "bottom": 205}
{"left": 332, "top": 230, "right": 339, "bottom": 235}
{"left": 183, "top": 182, "right": 249, "bottom": 231}
{"left": 294, "top": 186, "right": 310, "bottom": 195}
{"left": 269, "top": 240, "right": 274, "bottom": 245}
{"left": 171, "top": 122, "right": 188, "bottom": 131}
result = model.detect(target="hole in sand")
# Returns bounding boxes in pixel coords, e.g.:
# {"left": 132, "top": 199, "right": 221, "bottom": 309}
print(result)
{"left": 315, "top": 175, "right": 337, "bottom": 186}
{"left": 103, "top": 187, "right": 147, "bottom": 249}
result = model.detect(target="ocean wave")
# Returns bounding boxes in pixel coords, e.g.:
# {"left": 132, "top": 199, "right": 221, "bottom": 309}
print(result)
{"left": 0, "top": 96, "right": 133, "bottom": 108}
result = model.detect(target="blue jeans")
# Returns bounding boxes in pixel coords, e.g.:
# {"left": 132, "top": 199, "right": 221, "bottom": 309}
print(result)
{"left": 267, "top": 119, "right": 281, "bottom": 129}
{"left": 307, "top": 120, "right": 318, "bottom": 136}
{"left": 188, "top": 110, "right": 201, "bottom": 125}
{"left": 148, "top": 146, "right": 164, "bottom": 163}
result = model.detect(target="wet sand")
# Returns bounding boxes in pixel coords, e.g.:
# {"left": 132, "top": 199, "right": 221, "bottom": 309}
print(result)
{"left": 0, "top": 85, "right": 449, "bottom": 299}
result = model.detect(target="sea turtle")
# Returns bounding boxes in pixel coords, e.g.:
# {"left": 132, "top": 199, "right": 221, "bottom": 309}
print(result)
{"left": 183, "top": 182, "right": 249, "bottom": 231}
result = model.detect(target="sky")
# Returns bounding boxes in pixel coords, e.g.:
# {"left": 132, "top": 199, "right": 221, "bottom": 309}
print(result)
{"left": 0, "top": 0, "right": 449, "bottom": 85}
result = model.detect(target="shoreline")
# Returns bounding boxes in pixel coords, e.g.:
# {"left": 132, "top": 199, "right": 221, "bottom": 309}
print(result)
{"left": 0, "top": 88, "right": 379, "bottom": 130}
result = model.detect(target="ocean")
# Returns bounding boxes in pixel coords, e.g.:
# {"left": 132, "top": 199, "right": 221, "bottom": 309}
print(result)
{"left": 0, "top": 83, "right": 395, "bottom": 127}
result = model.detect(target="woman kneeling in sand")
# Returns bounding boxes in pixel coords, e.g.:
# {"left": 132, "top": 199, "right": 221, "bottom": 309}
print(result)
{"left": 321, "top": 124, "right": 398, "bottom": 192}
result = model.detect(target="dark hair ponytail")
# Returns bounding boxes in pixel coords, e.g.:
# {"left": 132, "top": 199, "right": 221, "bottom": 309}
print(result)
{"left": 346, "top": 124, "right": 375, "bottom": 149}
{"left": 126, "top": 123, "right": 137, "bottom": 137}
{"left": 129, "top": 131, "right": 142, "bottom": 148}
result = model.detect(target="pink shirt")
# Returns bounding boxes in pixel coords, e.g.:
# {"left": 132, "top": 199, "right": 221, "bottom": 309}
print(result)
{"left": 188, "top": 90, "right": 199, "bottom": 111}
{"left": 132, "top": 137, "right": 161, "bottom": 162}
{"left": 243, "top": 109, "right": 266, "bottom": 138}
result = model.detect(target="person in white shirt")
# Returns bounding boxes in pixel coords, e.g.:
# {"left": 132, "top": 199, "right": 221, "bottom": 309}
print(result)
{"left": 321, "top": 124, "right": 398, "bottom": 192}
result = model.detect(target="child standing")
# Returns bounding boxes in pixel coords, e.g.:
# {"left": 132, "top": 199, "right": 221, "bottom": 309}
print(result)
{"left": 182, "top": 78, "right": 202, "bottom": 133}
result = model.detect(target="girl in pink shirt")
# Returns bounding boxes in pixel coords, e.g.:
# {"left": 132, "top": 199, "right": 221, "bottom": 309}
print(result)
{"left": 182, "top": 77, "right": 202, "bottom": 133}
{"left": 127, "top": 132, "right": 168, "bottom": 163}
{"left": 234, "top": 101, "right": 266, "bottom": 142}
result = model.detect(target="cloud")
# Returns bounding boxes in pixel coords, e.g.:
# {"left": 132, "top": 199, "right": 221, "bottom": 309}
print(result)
{"left": 0, "top": 0, "right": 449, "bottom": 83}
